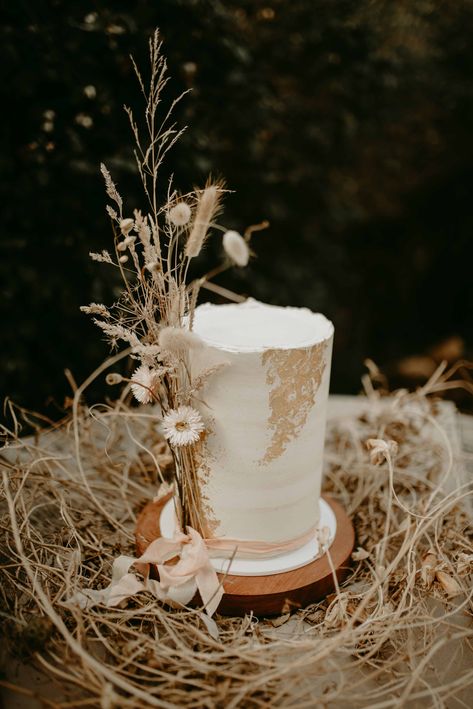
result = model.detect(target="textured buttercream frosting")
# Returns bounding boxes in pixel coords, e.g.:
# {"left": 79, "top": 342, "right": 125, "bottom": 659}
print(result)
{"left": 190, "top": 299, "right": 334, "bottom": 552}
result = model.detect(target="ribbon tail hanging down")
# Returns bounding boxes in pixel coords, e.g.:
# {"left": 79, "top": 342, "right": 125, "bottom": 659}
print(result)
{"left": 68, "top": 526, "right": 224, "bottom": 618}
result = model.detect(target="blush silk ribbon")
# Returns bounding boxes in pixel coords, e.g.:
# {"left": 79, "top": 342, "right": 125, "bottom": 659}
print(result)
{"left": 69, "top": 526, "right": 223, "bottom": 618}
{"left": 204, "top": 525, "right": 320, "bottom": 559}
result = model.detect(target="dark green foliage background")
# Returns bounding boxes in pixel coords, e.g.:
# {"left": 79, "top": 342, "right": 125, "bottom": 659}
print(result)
{"left": 1, "top": 1, "right": 472, "bottom": 419}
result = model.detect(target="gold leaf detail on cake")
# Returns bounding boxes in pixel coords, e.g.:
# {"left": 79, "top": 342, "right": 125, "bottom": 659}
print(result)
{"left": 260, "top": 343, "right": 327, "bottom": 465}
{"left": 192, "top": 419, "right": 221, "bottom": 537}
{"left": 200, "top": 493, "right": 220, "bottom": 537}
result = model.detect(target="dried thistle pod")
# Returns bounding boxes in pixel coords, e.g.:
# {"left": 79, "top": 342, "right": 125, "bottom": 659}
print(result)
{"left": 106, "top": 373, "right": 123, "bottom": 385}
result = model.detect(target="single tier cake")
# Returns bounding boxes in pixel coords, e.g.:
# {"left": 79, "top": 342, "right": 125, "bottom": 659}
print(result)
{"left": 190, "top": 299, "right": 334, "bottom": 557}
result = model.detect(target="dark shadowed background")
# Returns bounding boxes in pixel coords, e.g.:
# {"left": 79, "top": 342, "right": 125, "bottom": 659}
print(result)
{"left": 2, "top": 1, "right": 472, "bottom": 422}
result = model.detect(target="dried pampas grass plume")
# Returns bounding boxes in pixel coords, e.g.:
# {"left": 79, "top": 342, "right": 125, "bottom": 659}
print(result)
{"left": 159, "top": 326, "right": 203, "bottom": 355}
{"left": 185, "top": 182, "right": 222, "bottom": 259}
{"left": 223, "top": 230, "right": 250, "bottom": 267}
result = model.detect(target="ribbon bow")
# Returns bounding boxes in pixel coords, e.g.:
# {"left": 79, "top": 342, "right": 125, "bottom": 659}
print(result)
{"left": 70, "top": 527, "right": 223, "bottom": 618}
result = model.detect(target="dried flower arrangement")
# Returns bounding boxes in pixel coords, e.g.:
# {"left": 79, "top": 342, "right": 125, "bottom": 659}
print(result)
{"left": 2, "top": 26, "right": 473, "bottom": 707}
{"left": 81, "top": 30, "right": 267, "bottom": 535}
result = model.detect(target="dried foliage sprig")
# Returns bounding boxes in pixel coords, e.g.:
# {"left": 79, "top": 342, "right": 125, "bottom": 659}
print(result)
{"left": 81, "top": 30, "right": 268, "bottom": 533}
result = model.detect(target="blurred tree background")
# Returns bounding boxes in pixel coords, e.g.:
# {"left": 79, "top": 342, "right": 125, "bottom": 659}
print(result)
{"left": 1, "top": 0, "right": 472, "bottom": 421}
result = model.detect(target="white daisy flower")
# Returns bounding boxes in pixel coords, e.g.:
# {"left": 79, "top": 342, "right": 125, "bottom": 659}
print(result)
{"left": 222, "top": 230, "right": 250, "bottom": 267}
{"left": 162, "top": 406, "right": 205, "bottom": 447}
{"left": 130, "top": 364, "right": 161, "bottom": 404}
{"left": 167, "top": 202, "right": 192, "bottom": 226}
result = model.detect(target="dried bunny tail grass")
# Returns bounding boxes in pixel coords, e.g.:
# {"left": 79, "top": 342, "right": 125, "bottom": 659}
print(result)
{"left": 1, "top": 361, "right": 473, "bottom": 707}
{"left": 167, "top": 201, "right": 192, "bottom": 226}
{"left": 158, "top": 326, "right": 203, "bottom": 354}
{"left": 222, "top": 230, "right": 250, "bottom": 267}
{"left": 185, "top": 181, "right": 223, "bottom": 259}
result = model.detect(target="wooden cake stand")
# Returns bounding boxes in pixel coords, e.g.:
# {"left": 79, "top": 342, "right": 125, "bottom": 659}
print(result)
{"left": 135, "top": 494, "right": 355, "bottom": 617}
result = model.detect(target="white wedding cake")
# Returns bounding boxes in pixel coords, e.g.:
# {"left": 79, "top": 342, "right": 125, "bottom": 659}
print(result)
{"left": 190, "top": 299, "right": 334, "bottom": 559}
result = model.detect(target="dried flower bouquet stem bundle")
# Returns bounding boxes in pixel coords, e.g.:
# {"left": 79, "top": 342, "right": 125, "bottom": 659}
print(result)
{"left": 81, "top": 31, "right": 266, "bottom": 535}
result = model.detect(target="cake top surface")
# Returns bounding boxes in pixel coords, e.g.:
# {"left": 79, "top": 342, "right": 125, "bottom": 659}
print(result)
{"left": 193, "top": 299, "right": 334, "bottom": 352}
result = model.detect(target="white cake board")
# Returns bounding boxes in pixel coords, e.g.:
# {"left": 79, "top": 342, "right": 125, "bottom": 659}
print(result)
{"left": 160, "top": 497, "right": 337, "bottom": 577}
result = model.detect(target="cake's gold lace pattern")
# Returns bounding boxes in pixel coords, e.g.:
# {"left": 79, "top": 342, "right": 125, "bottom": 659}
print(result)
{"left": 193, "top": 421, "right": 221, "bottom": 537}
{"left": 260, "top": 343, "right": 327, "bottom": 465}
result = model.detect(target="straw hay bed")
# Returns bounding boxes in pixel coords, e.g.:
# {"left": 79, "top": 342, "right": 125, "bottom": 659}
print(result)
{"left": 1, "top": 377, "right": 472, "bottom": 708}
